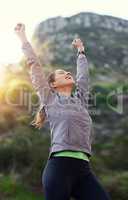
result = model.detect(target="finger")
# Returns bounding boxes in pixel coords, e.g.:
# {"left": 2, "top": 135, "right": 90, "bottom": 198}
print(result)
{"left": 72, "top": 42, "right": 76, "bottom": 47}
{"left": 17, "top": 23, "right": 21, "bottom": 26}
{"left": 14, "top": 27, "right": 19, "bottom": 31}
{"left": 72, "top": 40, "right": 76, "bottom": 45}
{"left": 77, "top": 38, "right": 81, "bottom": 41}
{"left": 15, "top": 27, "right": 21, "bottom": 31}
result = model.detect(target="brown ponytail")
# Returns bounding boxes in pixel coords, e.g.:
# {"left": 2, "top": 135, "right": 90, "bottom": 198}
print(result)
{"left": 30, "top": 108, "right": 46, "bottom": 129}
{"left": 30, "top": 71, "right": 55, "bottom": 129}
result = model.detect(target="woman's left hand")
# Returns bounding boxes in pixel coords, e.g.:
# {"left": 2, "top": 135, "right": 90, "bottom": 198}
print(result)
{"left": 72, "top": 38, "right": 85, "bottom": 52}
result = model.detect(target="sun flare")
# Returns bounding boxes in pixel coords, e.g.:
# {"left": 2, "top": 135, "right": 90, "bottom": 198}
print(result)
{"left": 0, "top": 64, "right": 6, "bottom": 86}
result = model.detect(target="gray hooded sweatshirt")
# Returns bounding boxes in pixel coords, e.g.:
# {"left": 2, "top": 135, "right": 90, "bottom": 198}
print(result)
{"left": 22, "top": 42, "right": 93, "bottom": 159}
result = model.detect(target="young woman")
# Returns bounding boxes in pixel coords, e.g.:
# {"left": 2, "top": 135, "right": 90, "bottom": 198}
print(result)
{"left": 14, "top": 23, "right": 111, "bottom": 200}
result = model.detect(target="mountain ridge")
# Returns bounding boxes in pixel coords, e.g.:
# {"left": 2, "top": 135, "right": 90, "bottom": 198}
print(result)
{"left": 32, "top": 12, "right": 128, "bottom": 80}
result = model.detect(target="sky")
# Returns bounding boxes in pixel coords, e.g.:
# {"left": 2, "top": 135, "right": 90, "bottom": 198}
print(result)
{"left": 0, "top": 0, "right": 128, "bottom": 68}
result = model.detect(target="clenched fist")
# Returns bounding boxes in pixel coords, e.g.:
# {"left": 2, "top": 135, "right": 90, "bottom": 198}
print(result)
{"left": 14, "top": 23, "right": 28, "bottom": 44}
{"left": 72, "top": 38, "right": 85, "bottom": 52}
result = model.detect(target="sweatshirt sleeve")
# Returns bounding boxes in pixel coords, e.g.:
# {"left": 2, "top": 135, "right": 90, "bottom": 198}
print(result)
{"left": 75, "top": 53, "right": 90, "bottom": 109}
{"left": 22, "top": 42, "right": 53, "bottom": 105}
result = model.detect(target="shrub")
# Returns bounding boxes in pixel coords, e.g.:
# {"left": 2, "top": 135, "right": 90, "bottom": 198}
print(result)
{"left": 0, "top": 127, "right": 50, "bottom": 186}
{"left": 101, "top": 172, "right": 128, "bottom": 200}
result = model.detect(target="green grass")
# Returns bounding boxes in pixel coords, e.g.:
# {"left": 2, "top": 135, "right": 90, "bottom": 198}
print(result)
{"left": 0, "top": 174, "right": 44, "bottom": 200}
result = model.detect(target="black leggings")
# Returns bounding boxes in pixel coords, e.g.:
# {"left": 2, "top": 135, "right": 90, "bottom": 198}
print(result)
{"left": 42, "top": 156, "right": 111, "bottom": 200}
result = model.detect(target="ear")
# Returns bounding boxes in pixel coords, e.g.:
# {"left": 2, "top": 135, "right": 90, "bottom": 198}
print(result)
{"left": 50, "top": 81, "right": 57, "bottom": 88}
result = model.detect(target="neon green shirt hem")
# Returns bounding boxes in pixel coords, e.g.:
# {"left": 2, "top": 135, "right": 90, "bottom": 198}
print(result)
{"left": 52, "top": 150, "right": 90, "bottom": 162}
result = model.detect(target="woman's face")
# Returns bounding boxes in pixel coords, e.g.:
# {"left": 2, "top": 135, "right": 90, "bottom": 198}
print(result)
{"left": 51, "top": 69, "right": 75, "bottom": 88}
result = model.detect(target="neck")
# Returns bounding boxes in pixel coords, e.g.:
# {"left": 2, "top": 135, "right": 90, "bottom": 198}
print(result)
{"left": 56, "top": 86, "right": 72, "bottom": 97}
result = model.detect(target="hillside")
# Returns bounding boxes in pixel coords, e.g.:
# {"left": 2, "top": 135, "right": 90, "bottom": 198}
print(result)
{"left": 33, "top": 12, "right": 128, "bottom": 82}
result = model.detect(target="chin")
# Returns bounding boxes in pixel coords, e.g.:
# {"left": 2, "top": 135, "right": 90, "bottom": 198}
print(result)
{"left": 66, "top": 80, "right": 75, "bottom": 85}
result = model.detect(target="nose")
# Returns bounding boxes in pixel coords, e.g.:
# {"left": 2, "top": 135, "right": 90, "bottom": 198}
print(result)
{"left": 66, "top": 72, "right": 71, "bottom": 76}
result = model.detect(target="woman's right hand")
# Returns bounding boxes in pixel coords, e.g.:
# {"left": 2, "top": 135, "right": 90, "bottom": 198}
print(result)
{"left": 14, "top": 23, "right": 28, "bottom": 43}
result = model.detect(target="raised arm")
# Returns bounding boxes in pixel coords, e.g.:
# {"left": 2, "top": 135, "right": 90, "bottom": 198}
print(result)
{"left": 72, "top": 38, "right": 90, "bottom": 109}
{"left": 14, "top": 23, "right": 52, "bottom": 105}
